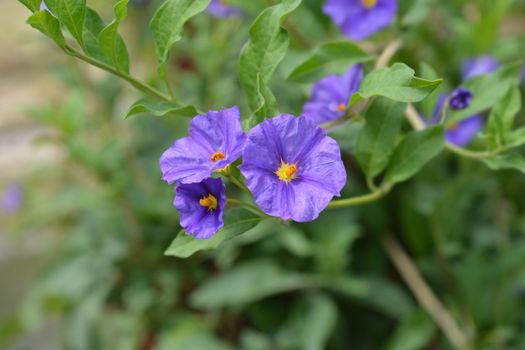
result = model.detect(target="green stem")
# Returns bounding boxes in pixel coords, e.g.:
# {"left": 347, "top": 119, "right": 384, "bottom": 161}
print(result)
{"left": 445, "top": 143, "right": 498, "bottom": 160}
{"left": 64, "top": 46, "right": 174, "bottom": 102}
{"left": 228, "top": 174, "right": 253, "bottom": 197}
{"left": 226, "top": 198, "right": 268, "bottom": 218}
{"left": 327, "top": 185, "right": 391, "bottom": 209}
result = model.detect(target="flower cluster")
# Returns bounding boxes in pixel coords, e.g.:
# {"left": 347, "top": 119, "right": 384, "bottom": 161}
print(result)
{"left": 160, "top": 108, "right": 346, "bottom": 238}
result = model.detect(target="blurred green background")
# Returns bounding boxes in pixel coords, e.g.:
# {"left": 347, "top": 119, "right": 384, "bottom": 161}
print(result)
{"left": 2, "top": 0, "right": 525, "bottom": 349}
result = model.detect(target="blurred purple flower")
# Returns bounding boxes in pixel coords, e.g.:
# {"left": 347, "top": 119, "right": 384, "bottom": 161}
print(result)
{"left": 207, "top": 0, "right": 242, "bottom": 18}
{"left": 449, "top": 87, "right": 473, "bottom": 110}
{"left": 322, "top": 0, "right": 397, "bottom": 41}
{"left": 462, "top": 55, "right": 499, "bottom": 81}
{"left": 240, "top": 114, "right": 346, "bottom": 222}
{"left": 174, "top": 178, "right": 226, "bottom": 239}
{"left": 1, "top": 184, "right": 23, "bottom": 214}
{"left": 160, "top": 106, "right": 246, "bottom": 185}
{"left": 39, "top": 1, "right": 48, "bottom": 11}
{"left": 302, "top": 65, "right": 364, "bottom": 125}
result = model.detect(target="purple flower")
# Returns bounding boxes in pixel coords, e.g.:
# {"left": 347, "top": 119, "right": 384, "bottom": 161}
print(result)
{"left": 449, "top": 87, "right": 473, "bottom": 110}
{"left": 1, "top": 184, "right": 23, "bottom": 214}
{"left": 39, "top": 1, "right": 48, "bottom": 11}
{"left": 160, "top": 106, "right": 246, "bottom": 185}
{"left": 431, "top": 95, "right": 482, "bottom": 147}
{"left": 462, "top": 55, "right": 499, "bottom": 81}
{"left": 302, "top": 65, "right": 364, "bottom": 125}
{"left": 322, "top": 0, "right": 397, "bottom": 41}
{"left": 174, "top": 178, "right": 226, "bottom": 239}
{"left": 207, "top": 0, "right": 242, "bottom": 18}
{"left": 240, "top": 115, "right": 346, "bottom": 222}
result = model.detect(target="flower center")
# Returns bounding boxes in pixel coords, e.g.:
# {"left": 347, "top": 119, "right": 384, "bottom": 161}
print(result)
{"left": 276, "top": 161, "right": 297, "bottom": 183}
{"left": 336, "top": 103, "right": 346, "bottom": 113}
{"left": 210, "top": 151, "right": 226, "bottom": 162}
{"left": 361, "top": 0, "right": 378, "bottom": 9}
{"left": 199, "top": 194, "right": 218, "bottom": 211}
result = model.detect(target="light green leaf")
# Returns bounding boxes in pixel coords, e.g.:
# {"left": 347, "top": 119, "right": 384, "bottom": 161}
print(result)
{"left": 356, "top": 98, "right": 407, "bottom": 178}
{"left": 124, "top": 99, "right": 198, "bottom": 119}
{"left": 240, "top": 0, "right": 302, "bottom": 127}
{"left": 385, "top": 126, "right": 445, "bottom": 184}
{"left": 44, "top": 0, "right": 86, "bottom": 47}
{"left": 164, "top": 209, "right": 264, "bottom": 258}
{"left": 508, "top": 127, "right": 525, "bottom": 148}
{"left": 350, "top": 63, "right": 442, "bottom": 106}
{"left": 190, "top": 260, "right": 309, "bottom": 309}
{"left": 99, "top": 0, "right": 130, "bottom": 73}
{"left": 277, "top": 294, "right": 338, "bottom": 350}
{"left": 150, "top": 0, "right": 211, "bottom": 66}
{"left": 26, "top": 10, "right": 66, "bottom": 49}
{"left": 486, "top": 84, "right": 521, "bottom": 150}
{"left": 19, "top": 0, "right": 41, "bottom": 12}
{"left": 386, "top": 310, "right": 436, "bottom": 350}
{"left": 287, "top": 41, "right": 373, "bottom": 83}
{"left": 482, "top": 153, "right": 525, "bottom": 174}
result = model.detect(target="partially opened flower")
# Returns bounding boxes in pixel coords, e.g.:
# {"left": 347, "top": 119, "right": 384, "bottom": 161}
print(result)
{"left": 322, "top": 0, "right": 397, "bottom": 41}
{"left": 160, "top": 106, "right": 246, "bottom": 185}
{"left": 302, "top": 65, "right": 364, "bottom": 125}
{"left": 240, "top": 115, "right": 346, "bottom": 222}
{"left": 449, "top": 87, "right": 473, "bottom": 110}
{"left": 174, "top": 178, "right": 226, "bottom": 239}
{"left": 207, "top": 0, "right": 242, "bottom": 18}
{"left": 462, "top": 55, "right": 499, "bottom": 81}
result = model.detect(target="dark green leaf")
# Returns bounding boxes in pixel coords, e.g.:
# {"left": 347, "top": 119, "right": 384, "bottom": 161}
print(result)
{"left": 124, "top": 99, "right": 198, "bottom": 119}
{"left": 486, "top": 84, "right": 521, "bottom": 150}
{"left": 240, "top": 0, "right": 302, "bottom": 127}
{"left": 350, "top": 63, "right": 442, "bottom": 106}
{"left": 385, "top": 126, "right": 445, "bottom": 184}
{"left": 287, "top": 41, "right": 373, "bottom": 83}
{"left": 386, "top": 310, "right": 436, "bottom": 350}
{"left": 150, "top": 0, "right": 211, "bottom": 66}
{"left": 26, "top": 10, "right": 66, "bottom": 49}
{"left": 164, "top": 209, "right": 264, "bottom": 258}
{"left": 356, "top": 98, "right": 407, "bottom": 178}
{"left": 82, "top": 8, "right": 112, "bottom": 65}
{"left": 99, "top": 0, "right": 130, "bottom": 73}
{"left": 44, "top": 0, "right": 86, "bottom": 47}
{"left": 190, "top": 260, "right": 309, "bottom": 309}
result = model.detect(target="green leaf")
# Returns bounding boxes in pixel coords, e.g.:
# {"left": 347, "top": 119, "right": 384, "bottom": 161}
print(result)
{"left": 26, "top": 10, "right": 66, "bottom": 49}
{"left": 448, "top": 63, "right": 522, "bottom": 123}
{"left": 44, "top": 0, "right": 86, "bottom": 47}
{"left": 287, "top": 41, "right": 373, "bottom": 83}
{"left": 508, "top": 127, "right": 525, "bottom": 148}
{"left": 164, "top": 209, "right": 264, "bottom": 258}
{"left": 486, "top": 84, "right": 521, "bottom": 150}
{"left": 189, "top": 260, "right": 308, "bottom": 309}
{"left": 482, "top": 153, "right": 525, "bottom": 174}
{"left": 277, "top": 294, "right": 338, "bottom": 350}
{"left": 124, "top": 99, "right": 198, "bottom": 119}
{"left": 99, "top": 0, "right": 130, "bottom": 73}
{"left": 19, "top": 0, "right": 41, "bottom": 12}
{"left": 356, "top": 98, "right": 407, "bottom": 178}
{"left": 239, "top": 0, "right": 302, "bottom": 127}
{"left": 82, "top": 8, "right": 112, "bottom": 65}
{"left": 350, "top": 63, "right": 442, "bottom": 107}
{"left": 150, "top": 0, "right": 211, "bottom": 67}
{"left": 385, "top": 126, "right": 445, "bottom": 184}
{"left": 386, "top": 310, "right": 436, "bottom": 350}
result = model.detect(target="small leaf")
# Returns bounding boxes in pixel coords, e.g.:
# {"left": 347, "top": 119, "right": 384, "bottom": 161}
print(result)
{"left": 124, "top": 99, "right": 198, "bottom": 119}
{"left": 27, "top": 10, "right": 66, "bottom": 49}
{"left": 82, "top": 8, "right": 112, "bottom": 65}
{"left": 239, "top": 0, "right": 302, "bottom": 126}
{"left": 189, "top": 259, "right": 308, "bottom": 309}
{"left": 482, "top": 153, "right": 525, "bottom": 174}
{"left": 486, "top": 84, "right": 521, "bottom": 150}
{"left": 99, "top": 0, "right": 130, "bottom": 73}
{"left": 150, "top": 0, "right": 211, "bottom": 67}
{"left": 44, "top": 0, "right": 86, "bottom": 47}
{"left": 164, "top": 209, "right": 264, "bottom": 258}
{"left": 356, "top": 98, "right": 407, "bottom": 178}
{"left": 508, "top": 127, "right": 525, "bottom": 148}
{"left": 386, "top": 309, "right": 436, "bottom": 350}
{"left": 287, "top": 41, "right": 373, "bottom": 83}
{"left": 350, "top": 63, "right": 442, "bottom": 106}
{"left": 385, "top": 126, "right": 445, "bottom": 184}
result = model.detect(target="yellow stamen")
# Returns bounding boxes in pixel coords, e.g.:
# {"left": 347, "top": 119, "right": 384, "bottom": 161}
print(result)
{"left": 336, "top": 103, "right": 346, "bottom": 113}
{"left": 199, "top": 194, "right": 218, "bottom": 211}
{"left": 276, "top": 161, "right": 297, "bottom": 183}
{"left": 211, "top": 151, "right": 226, "bottom": 162}
{"left": 361, "top": 0, "right": 378, "bottom": 9}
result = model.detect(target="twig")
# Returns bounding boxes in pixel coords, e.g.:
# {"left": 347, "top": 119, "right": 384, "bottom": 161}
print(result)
{"left": 375, "top": 39, "right": 403, "bottom": 69}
